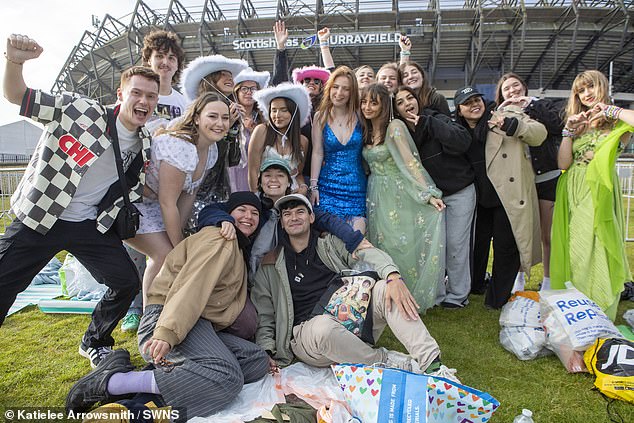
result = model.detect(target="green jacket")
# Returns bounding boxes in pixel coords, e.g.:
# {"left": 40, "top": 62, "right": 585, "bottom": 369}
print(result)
{"left": 251, "top": 233, "right": 399, "bottom": 366}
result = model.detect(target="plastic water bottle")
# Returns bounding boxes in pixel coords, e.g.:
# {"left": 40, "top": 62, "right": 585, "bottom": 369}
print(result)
{"left": 513, "top": 409, "right": 534, "bottom": 423}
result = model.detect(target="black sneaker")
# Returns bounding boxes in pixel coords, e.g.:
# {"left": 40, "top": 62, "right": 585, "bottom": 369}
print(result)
{"left": 66, "top": 349, "right": 135, "bottom": 414}
{"left": 440, "top": 301, "right": 464, "bottom": 309}
{"left": 79, "top": 343, "right": 113, "bottom": 368}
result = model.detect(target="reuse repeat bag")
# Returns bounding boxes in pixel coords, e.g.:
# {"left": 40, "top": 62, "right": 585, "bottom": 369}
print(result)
{"left": 540, "top": 283, "right": 623, "bottom": 372}
{"left": 584, "top": 338, "right": 634, "bottom": 404}
{"left": 499, "top": 296, "right": 552, "bottom": 360}
{"left": 332, "top": 364, "right": 499, "bottom": 423}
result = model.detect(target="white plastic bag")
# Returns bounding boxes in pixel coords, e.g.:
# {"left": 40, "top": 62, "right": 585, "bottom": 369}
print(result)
{"left": 499, "top": 326, "right": 552, "bottom": 360}
{"left": 60, "top": 254, "right": 107, "bottom": 300}
{"left": 499, "top": 296, "right": 542, "bottom": 328}
{"left": 540, "top": 282, "right": 623, "bottom": 372}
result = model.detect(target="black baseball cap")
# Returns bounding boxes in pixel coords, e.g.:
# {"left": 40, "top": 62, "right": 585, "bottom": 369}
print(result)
{"left": 453, "top": 86, "right": 483, "bottom": 106}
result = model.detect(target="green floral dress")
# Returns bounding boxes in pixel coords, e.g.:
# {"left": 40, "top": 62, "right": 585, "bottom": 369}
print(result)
{"left": 551, "top": 122, "right": 633, "bottom": 320}
{"left": 363, "top": 119, "right": 445, "bottom": 312}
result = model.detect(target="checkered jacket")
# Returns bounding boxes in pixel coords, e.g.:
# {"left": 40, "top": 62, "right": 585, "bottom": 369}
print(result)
{"left": 14, "top": 88, "right": 151, "bottom": 235}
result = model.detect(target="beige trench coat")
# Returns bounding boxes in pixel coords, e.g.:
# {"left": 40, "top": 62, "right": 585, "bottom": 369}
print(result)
{"left": 485, "top": 106, "right": 547, "bottom": 275}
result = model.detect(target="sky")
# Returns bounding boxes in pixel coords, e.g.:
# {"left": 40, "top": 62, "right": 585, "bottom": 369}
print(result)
{"left": 0, "top": 0, "right": 173, "bottom": 126}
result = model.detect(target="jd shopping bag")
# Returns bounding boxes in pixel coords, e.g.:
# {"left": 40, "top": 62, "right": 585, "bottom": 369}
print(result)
{"left": 332, "top": 364, "right": 499, "bottom": 423}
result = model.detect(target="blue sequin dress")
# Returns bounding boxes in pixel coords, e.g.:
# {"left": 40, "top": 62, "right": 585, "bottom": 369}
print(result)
{"left": 318, "top": 122, "right": 367, "bottom": 219}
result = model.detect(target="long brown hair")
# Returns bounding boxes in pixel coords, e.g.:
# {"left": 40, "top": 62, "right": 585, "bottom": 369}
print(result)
{"left": 494, "top": 72, "right": 528, "bottom": 105}
{"left": 360, "top": 83, "right": 391, "bottom": 146}
{"left": 565, "top": 70, "right": 612, "bottom": 131}
{"left": 156, "top": 92, "right": 229, "bottom": 144}
{"left": 316, "top": 66, "right": 359, "bottom": 129}
{"left": 264, "top": 97, "right": 303, "bottom": 165}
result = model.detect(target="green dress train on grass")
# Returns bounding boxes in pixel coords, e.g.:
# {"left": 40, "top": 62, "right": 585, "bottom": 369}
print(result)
{"left": 363, "top": 119, "right": 446, "bottom": 312}
{"left": 551, "top": 121, "right": 634, "bottom": 320}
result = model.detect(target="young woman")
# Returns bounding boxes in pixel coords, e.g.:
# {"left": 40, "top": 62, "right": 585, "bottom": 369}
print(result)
{"left": 361, "top": 83, "right": 446, "bottom": 312}
{"left": 180, "top": 55, "right": 248, "bottom": 209}
{"left": 228, "top": 68, "right": 270, "bottom": 192}
{"left": 249, "top": 83, "right": 310, "bottom": 194}
{"left": 398, "top": 61, "right": 450, "bottom": 116}
{"left": 394, "top": 86, "right": 475, "bottom": 308}
{"left": 551, "top": 70, "right": 634, "bottom": 320}
{"left": 125, "top": 92, "right": 230, "bottom": 305}
{"left": 495, "top": 73, "right": 564, "bottom": 291}
{"left": 454, "top": 86, "right": 546, "bottom": 309}
{"left": 354, "top": 65, "right": 375, "bottom": 93}
{"left": 375, "top": 63, "right": 399, "bottom": 94}
{"left": 311, "top": 66, "right": 367, "bottom": 232}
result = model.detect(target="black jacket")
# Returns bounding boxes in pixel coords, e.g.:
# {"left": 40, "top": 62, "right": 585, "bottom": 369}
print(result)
{"left": 407, "top": 109, "right": 474, "bottom": 196}
{"left": 523, "top": 98, "right": 564, "bottom": 177}
{"left": 456, "top": 101, "right": 502, "bottom": 208}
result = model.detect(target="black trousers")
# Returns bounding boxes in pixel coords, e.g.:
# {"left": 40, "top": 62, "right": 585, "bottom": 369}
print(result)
{"left": 0, "top": 218, "right": 140, "bottom": 348}
{"left": 471, "top": 204, "right": 520, "bottom": 309}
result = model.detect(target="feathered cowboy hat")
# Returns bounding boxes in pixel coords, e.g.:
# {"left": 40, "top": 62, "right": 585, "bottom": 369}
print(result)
{"left": 180, "top": 55, "right": 249, "bottom": 102}
{"left": 291, "top": 65, "right": 330, "bottom": 84}
{"left": 253, "top": 83, "right": 312, "bottom": 127}
{"left": 234, "top": 68, "right": 271, "bottom": 89}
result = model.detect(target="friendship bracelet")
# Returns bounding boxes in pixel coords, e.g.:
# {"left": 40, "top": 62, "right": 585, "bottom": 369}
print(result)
{"left": 319, "top": 41, "right": 330, "bottom": 47}
{"left": 309, "top": 185, "right": 319, "bottom": 191}
{"left": 386, "top": 276, "right": 404, "bottom": 284}
{"left": 399, "top": 51, "right": 411, "bottom": 56}
{"left": 561, "top": 127, "right": 576, "bottom": 139}
{"left": 604, "top": 105, "right": 623, "bottom": 120}
{"left": 3, "top": 53, "right": 24, "bottom": 66}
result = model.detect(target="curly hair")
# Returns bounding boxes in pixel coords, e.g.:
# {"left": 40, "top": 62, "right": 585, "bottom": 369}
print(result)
{"left": 141, "top": 30, "right": 185, "bottom": 85}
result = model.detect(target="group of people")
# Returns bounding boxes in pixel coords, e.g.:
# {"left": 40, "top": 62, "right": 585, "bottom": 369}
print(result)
{"left": 0, "top": 21, "right": 632, "bottom": 421}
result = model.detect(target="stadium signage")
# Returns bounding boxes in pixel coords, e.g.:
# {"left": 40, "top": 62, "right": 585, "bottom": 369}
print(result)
{"left": 232, "top": 32, "right": 401, "bottom": 51}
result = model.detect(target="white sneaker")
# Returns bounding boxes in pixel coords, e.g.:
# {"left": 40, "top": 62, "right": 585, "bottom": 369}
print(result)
{"left": 381, "top": 348, "right": 422, "bottom": 374}
{"left": 427, "top": 365, "right": 461, "bottom": 384}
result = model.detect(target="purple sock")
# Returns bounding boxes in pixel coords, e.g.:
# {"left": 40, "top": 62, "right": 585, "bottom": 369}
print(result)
{"left": 107, "top": 370, "right": 160, "bottom": 396}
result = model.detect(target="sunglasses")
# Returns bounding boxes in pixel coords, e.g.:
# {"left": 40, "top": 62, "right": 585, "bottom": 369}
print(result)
{"left": 302, "top": 78, "right": 323, "bottom": 85}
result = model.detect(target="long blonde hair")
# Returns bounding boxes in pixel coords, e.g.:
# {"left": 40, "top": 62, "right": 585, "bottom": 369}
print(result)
{"left": 316, "top": 66, "right": 359, "bottom": 129}
{"left": 565, "top": 70, "right": 612, "bottom": 131}
{"left": 156, "top": 92, "right": 229, "bottom": 144}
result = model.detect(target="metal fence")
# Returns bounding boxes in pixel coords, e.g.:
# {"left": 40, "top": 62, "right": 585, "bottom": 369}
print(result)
{"left": 1, "top": 161, "right": 634, "bottom": 237}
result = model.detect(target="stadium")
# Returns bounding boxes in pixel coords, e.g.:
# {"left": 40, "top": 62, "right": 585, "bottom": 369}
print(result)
{"left": 52, "top": 0, "right": 634, "bottom": 105}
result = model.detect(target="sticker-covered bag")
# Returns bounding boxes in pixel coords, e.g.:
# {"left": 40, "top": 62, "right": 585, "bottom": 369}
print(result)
{"left": 332, "top": 364, "right": 499, "bottom": 423}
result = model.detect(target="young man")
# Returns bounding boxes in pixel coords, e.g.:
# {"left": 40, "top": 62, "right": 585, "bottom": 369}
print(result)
{"left": 121, "top": 30, "right": 188, "bottom": 333}
{"left": 252, "top": 194, "right": 458, "bottom": 380}
{"left": 0, "top": 34, "right": 159, "bottom": 367}
{"left": 141, "top": 29, "right": 188, "bottom": 125}
{"left": 66, "top": 192, "right": 270, "bottom": 421}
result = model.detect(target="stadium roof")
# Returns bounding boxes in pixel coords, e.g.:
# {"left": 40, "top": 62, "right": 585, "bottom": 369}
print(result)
{"left": 53, "top": 0, "right": 634, "bottom": 104}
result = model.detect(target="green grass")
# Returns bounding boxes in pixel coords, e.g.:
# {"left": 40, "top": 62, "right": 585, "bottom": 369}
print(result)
{"left": 0, "top": 202, "right": 633, "bottom": 422}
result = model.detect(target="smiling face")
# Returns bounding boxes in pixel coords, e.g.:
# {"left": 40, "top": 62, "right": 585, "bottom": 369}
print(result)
{"left": 216, "top": 70, "right": 235, "bottom": 95}
{"left": 361, "top": 93, "right": 382, "bottom": 121}
{"left": 501, "top": 77, "right": 527, "bottom": 100}
{"left": 236, "top": 82, "right": 258, "bottom": 107}
{"left": 230, "top": 204, "right": 260, "bottom": 237}
{"left": 355, "top": 66, "right": 375, "bottom": 90}
{"left": 196, "top": 100, "right": 230, "bottom": 144}
{"left": 260, "top": 166, "right": 290, "bottom": 200}
{"left": 576, "top": 82, "right": 599, "bottom": 108}
{"left": 147, "top": 49, "right": 179, "bottom": 84}
{"left": 302, "top": 77, "right": 323, "bottom": 98}
{"left": 401, "top": 65, "right": 423, "bottom": 90}
{"left": 330, "top": 75, "right": 352, "bottom": 107}
{"left": 377, "top": 68, "right": 398, "bottom": 93}
{"left": 457, "top": 95, "right": 485, "bottom": 127}
{"left": 270, "top": 98, "right": 292, "bottom": 130}
{"left": 395, "top": 89, "right": 420, "bottom": 119}
{"left": 117, "top": 75, "right": 160, "bottom": 131}
{"left": 280, "top": 205, "right": 314, "bottom": 238}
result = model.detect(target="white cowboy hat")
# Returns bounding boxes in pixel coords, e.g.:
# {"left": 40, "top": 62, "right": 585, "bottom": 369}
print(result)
{"left": 180, "top": 55, "right": 249, "bottom": 102}
{"left": 234, "top": 68, "right": 271, "bottom": 89}
{"left": 253, "top": 82, "right": 312, "bottom": 127}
